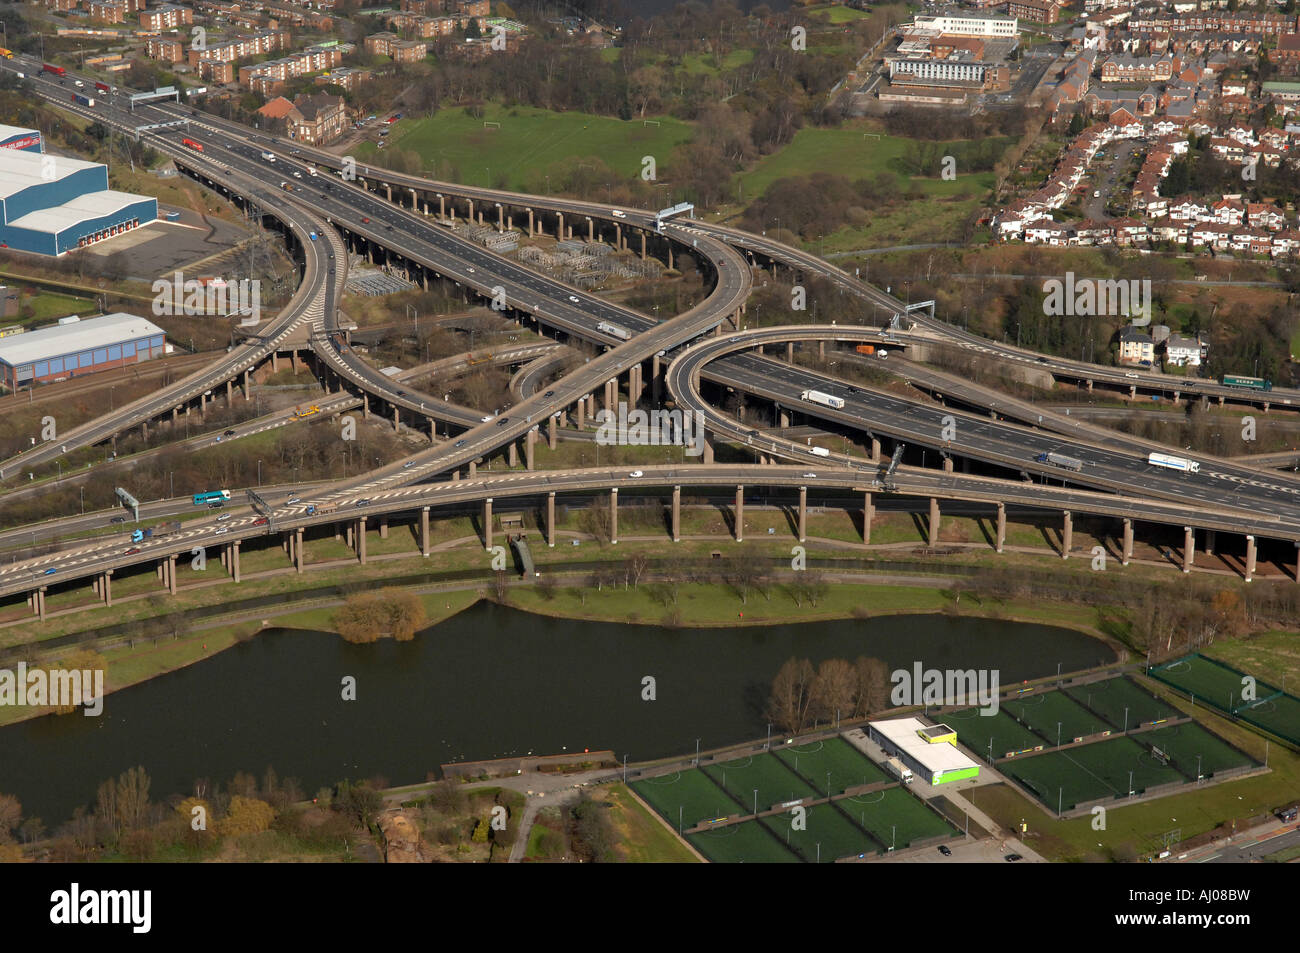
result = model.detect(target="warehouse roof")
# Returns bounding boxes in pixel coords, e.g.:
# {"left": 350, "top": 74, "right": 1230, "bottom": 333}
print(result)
{"left": 5, "top": 190, "right": 155, "bottom": 236}
{"left": 0, "top": 313, "right": 165, "bottom": 366}
{"left": 0, "top": 124, "right": 41, "bottom": 146}
{"left": 870, "top": 717, "right": 981, "bottom": 774}
{"left": 0, "top": 149, "right": 103, "bottom": 201}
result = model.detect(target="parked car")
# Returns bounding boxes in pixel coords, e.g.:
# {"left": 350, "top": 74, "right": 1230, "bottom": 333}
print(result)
{"left": 1005, "top": 853, "right": 1023, "bottom": 862}
{"left": 224, "top": 429, "right": 236, "bottom": 436}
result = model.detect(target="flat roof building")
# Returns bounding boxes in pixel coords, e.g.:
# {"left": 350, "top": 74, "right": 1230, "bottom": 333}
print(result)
{"left": 0, "top": 125, "right": 43, "bottom": 153}
{"left": 0, "top": 312, "right": 167, "bottom": 391}
{"left": 0, "top": 148, "right": 157, "bottom": 256}
{"left": 868, "top": 717, "right": 981, "bottom": 785}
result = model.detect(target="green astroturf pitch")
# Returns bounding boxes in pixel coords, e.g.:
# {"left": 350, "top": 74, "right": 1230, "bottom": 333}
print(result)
{"left": 1001, "top": 736, "right": 1186, "bottom": 811}
{"left": 632, "top": 769, "right": 740, "bottom": 827}
{"left": 703, "top": 753, "right": 819, "bottom": 813}
{"left": 1065, "top": 676, "right": 1179, "bottom": 730}
{"left": 840, "top": 786, "right": 957, "bottom": 849}
{"left": 688, "top": 819, "right": 800, "bottom": 863}
{"left": 759, "top": 803, "right": 881, "bottom": 862}
{"left": 1002, "top": 689, "right": 1114, "bottom": 745}
{"left": 946, "top": 707, "right": 1046, "bottom": 759}
{"left": 1141, "top": 722, "right": 1258, "bottom": 778}
{"left": 774, "top": 737, "right": 892, "bottom": 795}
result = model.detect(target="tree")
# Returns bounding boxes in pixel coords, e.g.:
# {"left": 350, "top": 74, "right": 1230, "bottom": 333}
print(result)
{"left": 220, "top": 796, "right": 276, "bottom": 837}
{"left": 767, "top": 657, "right": 817, "bottom": 734}
{"left": 812, "top": 659, "right": 856, "bottom": 724}
{"left": 853, "top": 656, "right": 891, "bottom": 716}
{"left": 0, "top": 793, "right": 20, "bottom": 843}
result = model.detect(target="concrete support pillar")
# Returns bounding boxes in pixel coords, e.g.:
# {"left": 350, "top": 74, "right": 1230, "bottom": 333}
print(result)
{"left": 604, "top": 378, "right": 617, "bottom": 412}
{"left": 167, "top": 554, "right": 177, "bottom": 595}
{"left": 996, "top": 502, "right": 1006, "bottom": 554}
{"left": 484, "top": 498, "right": 493, "bottom": 551}
{"left": 862, "top": 492, "right": 873, "bottom": 546}
{"left": 1121, "top": 518, "right": 1133, "bottom": 566}
{"left": 667, "top": 245, "right": 673, "bottom": 270}
{"left": 798, "top": 485, "right": 807, "bottom": 543}
{"left": 226, "top": 379, "right": 233, "bottom": 405}
{"left": 357, "top": 518, "right": 367, "bottom": 564}
{"left": 734, "top": 485, "right": 744, "bottom": 542}
{"left": 1061, "top": 511, "right": 1072, "bottom": 559}
{"left": 379, "top": 515, "right": 389, "bottom": 539}
{"left": 928, "top": 498, "right": 940, "bottom": 547}
{"left": 345, "top": 523, "right": 354, "bottom": 548}
{"left": 652, "top": 354, "right": 662, "bottom": 404}
{"left": 703, "top": 430, "right": 714, "bottom": 465}
{"left": 469, "top": 459, "right": 477, "bottom": 478}
{"left": 1244, "top": 535, "right": 1256, "bottom": 582}
{"left": 362, "top": 393, "right": 369, "bottom": 419}
{"left": 272, "top": 352, "right": 279, "bottom": 373}
{"left": 292, "top": 349, "right": 299, "bottom": 374}
{"left": 1205, "top": 530, "right": 1216, "bottom": 556}
{"left": 1129, "top": 384, "right": 1136, "bottom": 399}
{"left": 586, "top": 393, "right": 596, "bottom": 418}
{"left": 102, "top": 570, "right": 112, "bottom": 607}
{"left": 780, "top": 410, "right": 791, "bottom": 429}
{"left": 421, "top": 507, "right": 430, "bottom": 557}
{"left": 467, "top": 197, "right": 473, "bottom": 220}
{"left": 142, "top": 421, "right": 149, "bottom": 441}
{"left": 36, "top": 588, "right": 46, "bottom": 622}
{"left": 786, "top": 342, "right": 794, "bottom": 363}
{"left": 557, "top": 211, "right": 564, "bottom": 239}
{"left": 871, "top": 437, "right": 881, "bottom": 462}
{"left": 587, "top": 217, "right": 594, "bottom": 241}
{"left": 547, "top": 414, "right": 557, "bottom": 450}
{"left": 630, "top": 364, "right": 642, "bottom": 403}
{"left": 526, "top": 428, "right": 536, "bottom": 470}
{"left": 1183, "top": 526, "right": 1194, "bottom": 573}
{"left": 295, "top": 527, "right": 304, "bottom": 573}
{"left": 576, "top": 398, "right": 586, "bottom": 430}
{"left": 943, "top": 455, "right": 954, "bottom": 474}
{"left": 393, "top": 405, "right": 399, "bottom": 432}
{"left": 430, "top": 419, "right": 437, "bottom": 444}
{"left": 498, "top": 205, "right": 504, "bottom": 230}
{"left": 508, "top": 441, "right": 519, "bottom": 468}
{"left": 547, "top": 493, "right": 556, "bottom": 548}
{"left": 640, "top": 232, "right": 646, "bottom": 260}
{"left": 610, "top": 488, "right": 618, "bottom": 545}
{"left": 231, "top": 541, "right": 241, "bottom": 583}
{"left": 527, "top": 208, "right": 534, "bottom": 235}
{"left": 244, "top": 368, "right": 251, "bottom": 400}
{"left": 672, "top": 485, "right": 681, "bottom": 543}
{"left": 1294, "top": 542, "right": 1300, "bottom": 583}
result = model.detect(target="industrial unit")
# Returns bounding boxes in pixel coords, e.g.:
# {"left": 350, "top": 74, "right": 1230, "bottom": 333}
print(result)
{"left": 869, "top": 717, "right": 981, "bottom": 786}
{"left": 0, "top": 312, "right": 167, "bottom": 391}
{"left": 0, "top": 147, "right": 158, "bottom": 256}
{"left": 0, "top": 124, "right": 43, "bottom": 153}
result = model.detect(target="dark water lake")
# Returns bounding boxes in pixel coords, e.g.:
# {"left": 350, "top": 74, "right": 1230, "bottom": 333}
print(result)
{"left": 0, "top": 603, "right": 1111, "bottom": 824}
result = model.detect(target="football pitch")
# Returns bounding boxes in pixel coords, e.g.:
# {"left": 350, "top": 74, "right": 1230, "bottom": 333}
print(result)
{"left": 840, "top": 786, "right": 957, "bottom": 849}
{"left": 1001, "top": 736, "right": 1185, "bottom": 812}
{"left": 632, "top": 769, "right": 740, "bottom": 828}
{"left": 1141, "top": 722, "right": 1257, "bottom": 778}
{"left": 1152, "top": 656, "right": 1300, "bottom": 745}
{"left": 1065, "top": 676, "right": 1178, "bottom": 730}
{"left": 1002, "top": 689, "right": 1113, "bottom": 745}
{"left": 703, "top": 753, "right": 819, "bottom": 813}
{"left": 774, "top": 737, "right": 892, "bottom": 795}
{"left": 688, "top": 820, "right": 800, "bottom": 863}
{"left": 759, "top": 803, "right": 881, "bottom": 862}
{"left": 946, "top": 707, "right": 1045, "bottom": 759}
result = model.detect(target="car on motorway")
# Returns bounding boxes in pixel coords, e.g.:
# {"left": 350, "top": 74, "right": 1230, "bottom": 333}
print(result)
{"left": 43, "top": 567, "right": 57, "bottom": 575}
{"left": 354, "top": 499, "right": 371, "bottom": 507}
{"left": 213, "top": 527, "right": 229, "bottom": 535}
{"left": 109, "top": 516, "right": 126, "bottom": 524}
{"left": 402, "top": 461, "right": 417, "bottom": 469}
{"left": 1125, "top": 372, "right": 1140, "bottom": 378}
{"left": 216, "top": 513, "right": 232, "bottom": 522}
{"left": 123, "top": 547, "right": 141, "bottom": 556}
{"left": 612, "top": 210, "right": 626, "bottom": 218}
{"left": 938, "top": 845, "right": 952, "bottom": 857}
{"left": 292, "top": 171, "right": 302, "bottom": 178}
{"left": 253, "top": 517, "right": 269, "bottom": 526}
{"left": 1036, "top": 357, "right": 1049, "bottom": 363}
{"left": 361, "top": 216, "right": 370, "bottom": 224}
{"left": 544, "top": 390, "right": 555, "bottom": 398}
{"left": 207, "top": 501, "right": 224, "bottom": 509}
{"left": 224, "top": 429, "right": 236, "bottom": 436}
{"left": 480, "top": 415, "right": 492, "bottom": 422}
{"left": 802, "top": 472, "right": 818, "bottom": 478}
{"left": 1005, "top": 853, "right": 1023, "bottom": 862}
{"left": 496, "top": 417, "right": 509, "bottom": 426}
{"left": 466, "top": 267, "right": 475, "bottom": 274}
{"left": 568, "top": 295, "right": 580, "bottom": 303}
{"left": 454, "top": 439, "right": 467, "bottom": 448}
{"left": 628, "top": 470, "right": 643, "bottom": 478}
{"left": 287, "top": 497, "right": 301, "bottom": 504}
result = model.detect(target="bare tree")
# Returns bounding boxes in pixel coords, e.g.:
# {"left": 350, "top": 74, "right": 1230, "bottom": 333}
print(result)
{"left": 767, "top": 657, "right": 817, "bottom": 734}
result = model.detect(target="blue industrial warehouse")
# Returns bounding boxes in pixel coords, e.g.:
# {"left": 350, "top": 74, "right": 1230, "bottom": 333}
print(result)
{"left": 0, "top": 124, "right": 43, "bottom": 153}
{"left": 0, "top": 313, "right": 168, "bottom": 392}
{"left": 0, "top": 145, "right": 158, "bottom": 256}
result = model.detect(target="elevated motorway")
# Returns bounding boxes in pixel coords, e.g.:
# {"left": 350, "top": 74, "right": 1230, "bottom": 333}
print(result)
{"left": 666, "top": 325, "right": 1300, "bottom": 530}
{"left": 2, "top": 460, "right": 1295, "bottom": 610}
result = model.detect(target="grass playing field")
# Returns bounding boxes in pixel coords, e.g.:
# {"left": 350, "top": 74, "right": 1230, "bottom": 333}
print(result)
{"left": 371, "top": 105, "right": 694, "bottom": 192}
{"left": 631, "top": 769, "right": 741, "bottom": 829}
{"left": 1002, "top": 689, "right": 1114, "bottom": 746}
{"left": 774, "top": 737, "right": 892, "bottom": 795}
{"left": 1065, "top": 676, "right": 1179, "bottom": 731}
{"left": 1151, "top": 656, "right": 1300, "bottom": 745}
{"left": 1002, "top": 736, "right": 1186, "bottom": 812}
{"left": 840, "top": 786, "right": 957, "bottom": 849}
{"left": 947, "top": 707, "right": 1046, "bottom": 759}
{"left": 1141, "top": 722, "right": 1258, "bottom": 778}
{"left": 759, "top": 803, "right": 880, "bottom": 862}
{"left": 703, "top": 753, "right": 819, "bottom": 813}
{"left": 688, "top": 819, "right": 800, "bottom": 863}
